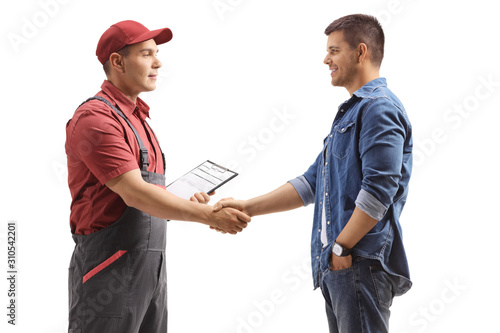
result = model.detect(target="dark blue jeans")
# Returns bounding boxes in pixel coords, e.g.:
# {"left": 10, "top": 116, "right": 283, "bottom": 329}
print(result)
{"left": 320, "top": 256, "right": 399, "bottom": 333}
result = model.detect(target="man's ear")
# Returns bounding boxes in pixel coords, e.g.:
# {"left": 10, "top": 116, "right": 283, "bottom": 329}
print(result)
{"left": 357, "top": 43, "right": 369, "bottom": 63}
{"left": 109, "top": 53, "right": 126, "bottom": 73}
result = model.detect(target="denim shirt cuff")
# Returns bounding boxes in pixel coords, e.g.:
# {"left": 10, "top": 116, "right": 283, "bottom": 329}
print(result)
{"left": 355, "top": 189, "right": 387, "bottom": 221}
{"left": 288, "top": 176, "right": 315, "bottom": 206}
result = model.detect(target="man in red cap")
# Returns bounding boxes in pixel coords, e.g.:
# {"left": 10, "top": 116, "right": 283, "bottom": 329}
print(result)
{"left": 65, "top": 20, "right": 250, "bottom": 333}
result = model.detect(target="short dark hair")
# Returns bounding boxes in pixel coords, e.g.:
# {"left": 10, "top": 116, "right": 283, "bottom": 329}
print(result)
{"left": 103, "top": 45, "right": 131, "bottom": 75}
{"left": 324, "top": 14, "right": 385, "bottom": 68}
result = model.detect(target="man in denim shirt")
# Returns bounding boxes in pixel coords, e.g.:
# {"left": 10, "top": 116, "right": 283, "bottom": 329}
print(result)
{"left": 214, "top": 14, "right": 412, "bottom": 332}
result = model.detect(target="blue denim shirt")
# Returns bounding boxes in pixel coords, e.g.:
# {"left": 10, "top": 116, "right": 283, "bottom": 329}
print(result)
{"left": 289, "top": 78, "right": 412, "bottom": 295}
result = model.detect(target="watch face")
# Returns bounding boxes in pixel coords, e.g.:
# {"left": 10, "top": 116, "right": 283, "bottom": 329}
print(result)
{"left": 333, "top": 243, "right": 342, "bottom": 256}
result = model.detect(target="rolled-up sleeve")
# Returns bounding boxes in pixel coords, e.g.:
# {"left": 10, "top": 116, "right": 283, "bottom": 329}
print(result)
{"left": 355, "top": 188, "right": 387, "bottom": 221}
{"left": 288, "top": 151, "right": 321, "bottom": 206}
{"left": 358, "top": 98, "right": 410, "bottom": 217}
{"left": 289, "top": 175, "right": 315, "bottom": 206}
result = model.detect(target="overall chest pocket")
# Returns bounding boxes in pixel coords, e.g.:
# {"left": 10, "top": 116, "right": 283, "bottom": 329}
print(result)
{"left": 332, "top": 121, "right": 356, "bottom": 159}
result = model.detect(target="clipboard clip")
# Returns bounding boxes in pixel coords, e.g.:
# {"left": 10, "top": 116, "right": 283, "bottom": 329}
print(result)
{"left": 208, "top": 160, "right": 228, "bottom": 173}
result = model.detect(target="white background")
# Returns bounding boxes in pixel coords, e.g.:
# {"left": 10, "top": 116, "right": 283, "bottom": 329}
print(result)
{"left": 1, "top": 0, "right": 499, "bottom": 332}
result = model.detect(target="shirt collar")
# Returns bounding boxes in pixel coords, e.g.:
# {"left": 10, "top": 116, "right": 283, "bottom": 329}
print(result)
{"left": 100, "top": 80, "right": 151, "bottom": 121}
{"left": 352, "top": 77, "right": 387, "bottom": 98}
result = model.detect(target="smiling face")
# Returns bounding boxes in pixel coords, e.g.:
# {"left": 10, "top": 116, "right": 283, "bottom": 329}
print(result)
{"left": 323, "top": 31, "right": 359, "bottom": 93}
{"left": 112, "top": 38, "right": 162, "bottom": 102}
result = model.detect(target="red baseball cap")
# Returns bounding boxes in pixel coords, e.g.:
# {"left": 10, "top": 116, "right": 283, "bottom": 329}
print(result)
{"left": 96, "top": 20, "right": 173, "bottom": 64}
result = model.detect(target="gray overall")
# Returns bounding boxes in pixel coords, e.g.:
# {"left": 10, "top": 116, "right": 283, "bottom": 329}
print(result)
{"left": 68, "top": 96, "right": 168, "bottom": 333}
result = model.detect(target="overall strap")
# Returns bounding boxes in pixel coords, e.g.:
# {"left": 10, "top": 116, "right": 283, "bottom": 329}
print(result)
{"left": 144, "top": 121, "right": 166, "bottom": 173}
{"left": 78, "top": 96, "right": 149, "bottom": 171}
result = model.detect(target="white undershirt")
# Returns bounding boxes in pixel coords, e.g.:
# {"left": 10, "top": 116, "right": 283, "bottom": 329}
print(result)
{"left": 321, "top": 193, "right": 328, "bottom": 247}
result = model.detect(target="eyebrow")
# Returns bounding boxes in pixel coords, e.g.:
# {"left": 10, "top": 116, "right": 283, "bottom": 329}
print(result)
{"left": 328, "top": 46, "right": 340, "bottom": 50}
{"left": 139, "top": 48, "right": 159, "bottom": 53}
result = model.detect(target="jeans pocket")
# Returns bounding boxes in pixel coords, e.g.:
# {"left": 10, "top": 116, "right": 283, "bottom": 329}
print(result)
{"left": 332, "top": 121, "right": 355, "bottom": 159}
{"left": 326, "top": 265, "right": 354, "bottom": 275}
{"left": 369, "top": 265, "right": 395, "bottom": 308}
{"left": 80, "top": 250, "right": 130, "bottom": 318}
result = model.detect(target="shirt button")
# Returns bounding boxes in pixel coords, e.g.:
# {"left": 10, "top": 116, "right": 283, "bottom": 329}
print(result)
{"left": 329, "top": 134, "right": 333, "bottom": 138}
{"left": 320, "top": 201, "right": 322, "bottom": 205}
{"left": 327, "top": 221, "right": 330, "bottom": 225}
{"left": 318, "top": 229, "right": 321, "bottom": 232}
{"left": 325, "top": 192, "right": 328, "bottom": 196}
{"left": 341, "top": 128, "right": 346, "bottom": 132}
{"left": 316, "top": 256, "right": 320, "bottom": 260}
{"left": 325, "top": 162, "right": 328, "bottom": 166}
{"left": 340, "top": 109, "right": 344, "bottom": 112}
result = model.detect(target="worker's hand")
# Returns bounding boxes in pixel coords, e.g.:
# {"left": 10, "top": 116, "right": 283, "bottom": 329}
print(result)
{"left": 211, "top": 198, "right": 250, "bottom": 234}
{"left": 209, "top": 205, "right": 251, "bottom": 235}
{"left": 189, "top": 191, "right": 214, "bottom": 204}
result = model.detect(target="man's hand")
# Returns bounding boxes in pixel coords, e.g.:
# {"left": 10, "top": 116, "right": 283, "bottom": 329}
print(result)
{"left": 213, "top": 198, "right": 249, "bottom": 214}
{"left": 330, "top": 254, "right": 352, "bottom": 271}
{"left": 190, "top": 192, "right": 214, "bottom": 204}
{"left": 209, "top": 205, "right": 251, "bottom": 234}
{"left": 210, "top": 198, "right": 250, "bottom": 234}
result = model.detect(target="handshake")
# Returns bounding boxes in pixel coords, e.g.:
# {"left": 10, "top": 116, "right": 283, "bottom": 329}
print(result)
{"left": 190, "top": 192, "right": 250, "bottom": 235}
{"left": 189, "top": 183, "right": 299, "bottom": 234}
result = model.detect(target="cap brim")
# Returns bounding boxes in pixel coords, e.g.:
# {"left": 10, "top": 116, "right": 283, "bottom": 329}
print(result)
{"left": 130, "top": 27, "right": 173, "bottom": 46}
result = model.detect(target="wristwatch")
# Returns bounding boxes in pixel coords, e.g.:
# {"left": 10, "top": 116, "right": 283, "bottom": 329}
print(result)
{"left": 332, "top": 241, "right": 352, "bottom": 257}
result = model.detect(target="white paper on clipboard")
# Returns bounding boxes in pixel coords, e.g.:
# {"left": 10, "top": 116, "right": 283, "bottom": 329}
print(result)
{"left": 165, "top": 160, "right": 238, "bottom": 200}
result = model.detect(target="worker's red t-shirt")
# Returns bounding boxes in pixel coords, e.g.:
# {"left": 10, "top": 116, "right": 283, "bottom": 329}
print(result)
{"left": 66, "top": 80, "right": 165, "bottom": 235}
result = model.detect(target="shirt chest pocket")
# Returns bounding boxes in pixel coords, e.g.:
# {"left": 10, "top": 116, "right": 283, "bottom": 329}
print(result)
{"left": 331, "top": 121, "right": 356, "bottom": 159}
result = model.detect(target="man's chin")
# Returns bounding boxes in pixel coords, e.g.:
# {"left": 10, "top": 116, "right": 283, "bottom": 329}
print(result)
{"left": 143, "top": 84, "right": 157, "bottom": 92}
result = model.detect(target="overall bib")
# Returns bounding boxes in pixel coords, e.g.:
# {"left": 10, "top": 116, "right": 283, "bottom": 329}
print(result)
{"left": 68, "top": 96, "right": 168, "bottom": 333}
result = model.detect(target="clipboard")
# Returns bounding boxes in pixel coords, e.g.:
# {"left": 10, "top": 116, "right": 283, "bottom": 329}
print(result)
{"left": 165, "top": 160, "right": 238, "bottom": 200}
